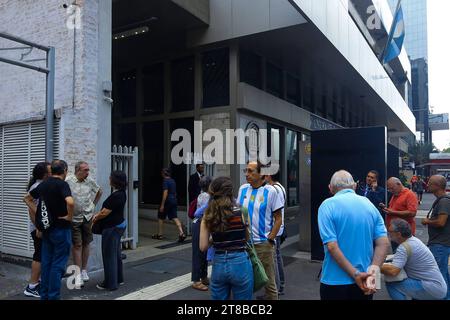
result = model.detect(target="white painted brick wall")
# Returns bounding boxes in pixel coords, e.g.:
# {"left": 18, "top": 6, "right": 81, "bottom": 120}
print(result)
{"left": 0, "top": 0, "right": 102, "bottom": 179}
{"left": 0, "top": 0, "right": 111, "bottom": 268}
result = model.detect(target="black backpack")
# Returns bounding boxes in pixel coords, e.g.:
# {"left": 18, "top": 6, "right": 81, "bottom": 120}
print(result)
{"left": 35, "top": 198, "right": 53, "bottom": 232}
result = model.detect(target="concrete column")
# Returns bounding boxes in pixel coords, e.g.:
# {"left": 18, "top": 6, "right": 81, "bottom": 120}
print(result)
{"left": 90, "top": 0, "right": 112, "bottom": 271}
{"left": 229, "top": 41, "right": 240, "bottom": 186}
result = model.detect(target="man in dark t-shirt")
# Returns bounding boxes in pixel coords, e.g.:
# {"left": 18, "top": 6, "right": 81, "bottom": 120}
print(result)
{"left": 24, "top": 160, "right": 74, "bottom": 300}
{"left": 421, "top": 175, "right": 450, "bottom": 300}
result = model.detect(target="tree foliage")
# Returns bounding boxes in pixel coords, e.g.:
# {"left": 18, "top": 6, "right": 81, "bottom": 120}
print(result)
{"left": 409, "top": 142, "right": 439, "bottom": 165}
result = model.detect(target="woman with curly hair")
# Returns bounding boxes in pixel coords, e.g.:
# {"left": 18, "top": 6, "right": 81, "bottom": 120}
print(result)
{"left": 199, "top": 177, "right": 253, "bottom": 300}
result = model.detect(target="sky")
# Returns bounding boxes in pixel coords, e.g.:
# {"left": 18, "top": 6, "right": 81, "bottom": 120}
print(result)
{"left": 428, "top": 0, "right": 450, "bottom": 151}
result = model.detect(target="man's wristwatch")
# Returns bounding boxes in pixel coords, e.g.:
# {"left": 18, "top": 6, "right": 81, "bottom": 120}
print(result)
{"left": 353, "top": 270, "right": 361, "bottom": 278}
{"left": 268, "top": 238, "right": 275, "bottom": 245}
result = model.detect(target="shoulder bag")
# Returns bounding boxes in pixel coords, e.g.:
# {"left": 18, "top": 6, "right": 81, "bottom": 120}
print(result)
{"left": 241, "top": 207, "right": 269, "bottom": 292}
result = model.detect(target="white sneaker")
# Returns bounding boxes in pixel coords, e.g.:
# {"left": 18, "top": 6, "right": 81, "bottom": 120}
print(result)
{"left": 81, "top": 270, "right": 89, "bottom": 282}
{"left": 75, "top": 274, "right": 84, "bottom": 288}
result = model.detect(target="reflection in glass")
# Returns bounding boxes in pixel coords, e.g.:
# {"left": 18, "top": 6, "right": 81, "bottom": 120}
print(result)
{"left": 142, "top": 121, "right": 164, "bottom": 205}
{"left": 286, "top": 130, "right": 299, "bottom": 206}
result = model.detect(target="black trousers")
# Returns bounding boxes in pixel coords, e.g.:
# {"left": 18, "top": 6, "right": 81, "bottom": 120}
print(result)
{"left": 191, "top": 217, "right": 208, "bottom": 282}
{"left": 320, "top": 283, "right": 373, "bottom": 300}
{"left": 101, "top": 226, "right": 124, "bottom": 290}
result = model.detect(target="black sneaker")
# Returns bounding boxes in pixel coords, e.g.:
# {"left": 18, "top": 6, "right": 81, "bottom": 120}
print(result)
{"left": 24, "top": 284, "right": 40, "bottom": 298}
{"left": 96, "top": 282, "right": 106, "bottom": 290}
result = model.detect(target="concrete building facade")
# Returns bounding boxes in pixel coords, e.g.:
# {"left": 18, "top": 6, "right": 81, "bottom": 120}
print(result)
{"left": 0, "top": 0, "right": 415, "bottom": 260}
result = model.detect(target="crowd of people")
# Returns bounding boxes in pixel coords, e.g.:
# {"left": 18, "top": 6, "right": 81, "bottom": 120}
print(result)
{"left": 318, "top": 170, "right": 449, "bottom": 300}
{"left": 20, "top": 158, "right": 449, "bottom": 301}
{"left": 23, "top": 160, "right": 128, "bottom": 299}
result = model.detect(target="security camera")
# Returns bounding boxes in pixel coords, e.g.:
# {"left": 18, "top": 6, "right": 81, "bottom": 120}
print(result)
{"left": 104, "top": 97, "right": 114, "bottom": 104}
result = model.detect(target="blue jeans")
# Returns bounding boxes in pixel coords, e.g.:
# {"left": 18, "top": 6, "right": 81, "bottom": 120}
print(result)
{"left": 101, "top": 226, "right": 125, "bottom": 290}
{"left": 386, "top": 278, "right": 440, "bottom": 300}
{"left": 210, "top": 251, "right": 253, "bottom": 300}
{"left": 429, "top": 244, "right": 450, "bottom": 300}
{"left": 40, "top": 228, "right": 72, "bottom": 300}
{"left": 274, "top": 236, "right": 285, "bottom": 292}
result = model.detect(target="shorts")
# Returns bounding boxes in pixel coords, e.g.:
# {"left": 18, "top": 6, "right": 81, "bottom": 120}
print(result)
{"left": 72, "top": 217, "right": 94, "bottom": 246}
{"left": 31, "top": 230, "right": 42, "bottom": 262}
{"left": 158, "top": 199, "right": 178, "bottom": 220}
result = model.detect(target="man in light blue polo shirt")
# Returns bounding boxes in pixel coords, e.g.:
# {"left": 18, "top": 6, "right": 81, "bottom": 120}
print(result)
{"left": 318, "top": 170, "right": 389, "bottom": 300}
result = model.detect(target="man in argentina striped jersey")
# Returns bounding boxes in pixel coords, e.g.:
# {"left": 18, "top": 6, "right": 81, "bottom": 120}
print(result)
{"left": 238, "top": 161, "right": 284, "bottom": 300}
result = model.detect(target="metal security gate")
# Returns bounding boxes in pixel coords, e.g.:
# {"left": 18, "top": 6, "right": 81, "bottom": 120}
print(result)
{"left": 0, "top": 120, "right": 59, "bottom": 257}
{"left": 111, "top": 145, "right": 139, "bottom": 249}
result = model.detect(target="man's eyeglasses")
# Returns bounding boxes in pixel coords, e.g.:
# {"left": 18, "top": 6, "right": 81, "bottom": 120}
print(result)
{"left": 242, "top": 168, "right": 256, "bottom": 174}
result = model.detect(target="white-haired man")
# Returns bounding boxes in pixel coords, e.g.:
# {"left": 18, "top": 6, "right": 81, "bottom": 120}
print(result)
{"left": 66, "top": 161, "right": 103, "bottom": 287}
{"left": 318, "top": 170, "right": 389, "bottom": 300}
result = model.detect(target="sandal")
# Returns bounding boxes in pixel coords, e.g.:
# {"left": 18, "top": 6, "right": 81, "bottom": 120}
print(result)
{"left": 178, "top": 233, "right": 186, "bottom": 243}
{"left": 151, "top": 234, "right": 163, "bottom": 240}
{"left": 201, "top": 277, "right": 210, "bottom": 286}
{"left": 192, "top": 282, "right": 208, "bottom": 291}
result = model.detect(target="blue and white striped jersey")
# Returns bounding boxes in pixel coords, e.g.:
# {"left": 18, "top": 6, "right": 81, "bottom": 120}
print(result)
{"left": 272, "top": 183, "right": 286, "bottom": 237}
{"left": 237, "top": 183, "right": 284, "bottom": 244}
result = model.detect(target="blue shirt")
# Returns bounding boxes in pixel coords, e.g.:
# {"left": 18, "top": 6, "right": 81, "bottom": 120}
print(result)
{"left": 318, "top": 189, "right": 387, "bottom": 285}
{"left": 237, "top": 183, "right": 283, "bottom": 244}
{"left": 162, "top": 178, "right": 177, "bottom": 200}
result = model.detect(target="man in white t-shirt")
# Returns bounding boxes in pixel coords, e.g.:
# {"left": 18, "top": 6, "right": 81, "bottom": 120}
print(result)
{"left": 238, "top": 161, "right": 283, "bottom": 300}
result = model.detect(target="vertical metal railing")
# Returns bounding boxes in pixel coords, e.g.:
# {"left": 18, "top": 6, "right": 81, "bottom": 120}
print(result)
{"left": 112, "top": 145, "right": 139, "bottom": 249}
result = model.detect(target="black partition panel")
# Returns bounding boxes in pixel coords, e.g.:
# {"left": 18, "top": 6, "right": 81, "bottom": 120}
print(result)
{"left": 387, "top": 143, "right": 400, "bottom": 180}
{"left": 311, "top": 127, "right": 387, "bottom": 261}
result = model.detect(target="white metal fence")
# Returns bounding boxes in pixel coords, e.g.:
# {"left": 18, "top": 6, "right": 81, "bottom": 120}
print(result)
{"left": 111, "top": 145, "right": 139, "bottom": 249}
{"left": 0, "top": 120, "right": 59, "bottom": 257}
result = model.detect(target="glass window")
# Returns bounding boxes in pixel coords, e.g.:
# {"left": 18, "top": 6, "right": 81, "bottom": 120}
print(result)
{"left": 332, "top": 101, "right": 338, "bottom": 123}
{"left": 286, "top": 130, "right": 299, "bottom": 206}
{"left": 113, "top": 123, "right": 136, "bottom": 147}
{"left": 320, "top": 95, "right": 327, "bottom": 118}
{"left": 202, "top": 48, "right": 230, "bottom": 108}
{"left": 266, "top": 62, "right": 283, "bottom": 98}
{"left": 240, "top": 49, "right": 262, "bottom": 89}
{"left": 170, "top": 118, "right": 195, "bottom": 205}
{"left": 267, "top": 124, "right": 282, "bottom": 181}
{"left": 303, "top": 85, "right": 313, "bottom": 112}
{"left": 116, "top": 70, "right": 137, "bottom": 118}
{"left": 142, "top": 121, "right": 164, "bottom": 205}
{"left": 142, "top": 64, "right": 164, "bottom": 115}
{"left": 287, "top": 74, "right": 301, "bottom": 106}
{"left": 171, "top": 56, "right": 195, "bottom": 112}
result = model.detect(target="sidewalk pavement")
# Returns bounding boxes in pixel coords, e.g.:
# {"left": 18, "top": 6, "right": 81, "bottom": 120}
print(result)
{"left": 1, "top": 201, "right": 447, "bottom": 301}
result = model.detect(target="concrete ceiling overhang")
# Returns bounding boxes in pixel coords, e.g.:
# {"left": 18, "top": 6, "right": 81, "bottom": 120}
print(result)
{"left": 112, "top": 0, "right": 208, "bottom": 69}
{"left": 287, "top": 0, "right": 414, "bottom": 137}
{"left": 240, "top": 23, "right": 413, "bottom": 137}
{"left": 112, "top": 0, "right": 208, "bottom": 33}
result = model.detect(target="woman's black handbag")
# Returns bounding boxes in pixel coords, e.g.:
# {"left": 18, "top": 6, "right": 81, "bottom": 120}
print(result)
{"left": 91, "top": 219, "right": 105, "bottom": 235}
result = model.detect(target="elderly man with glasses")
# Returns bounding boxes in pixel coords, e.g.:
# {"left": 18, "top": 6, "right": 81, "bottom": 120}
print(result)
{"left": 66, "top": 161, "right": 103, "bottom": 288}
{"left": 238, "top": 161, "right": 283, "bottom": 300}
